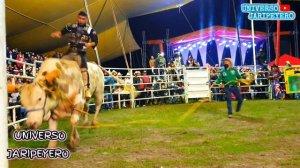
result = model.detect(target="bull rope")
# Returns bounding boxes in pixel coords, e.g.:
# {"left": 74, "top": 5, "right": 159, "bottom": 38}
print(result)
{"left": 78, "top": 101, "right": 205, "bottom": 129}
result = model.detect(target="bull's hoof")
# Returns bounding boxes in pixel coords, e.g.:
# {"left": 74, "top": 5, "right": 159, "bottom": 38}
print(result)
{"left": 47, "top": 144, "right": 57, "bottom": 149}
{"left": 67, "top": 144, "right": 77, "bottom": 152}
{"left": 47, "top": 141, "right": 58, "bottom": 148}
{"left": 81, "top": 121, "right": 89, "bottom": 126}
{"left": 92, "top": 120, "right": 100, "bottom": 126}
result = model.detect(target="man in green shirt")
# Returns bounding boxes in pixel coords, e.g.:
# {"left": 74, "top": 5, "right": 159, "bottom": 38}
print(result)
{"left": 211, "top": 58, "right": 244, "bottom": 118}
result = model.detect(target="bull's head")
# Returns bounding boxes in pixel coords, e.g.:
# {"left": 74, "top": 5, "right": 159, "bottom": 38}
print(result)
{"left": 11, "top": 69, "right": 62, "bottom": 129}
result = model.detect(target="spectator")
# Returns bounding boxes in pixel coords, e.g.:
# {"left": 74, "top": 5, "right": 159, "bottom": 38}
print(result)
{"left": 142, "top": 71, "right": 151, "bottom": 89}
{"left": 16, "top": 52, "right": 24, "bottom": 68}
{"left": 283, "top": 61, "right": 292, "bottom": 72}
{"left": 6, "top": 47, "right": 10, "bottom": 58}
{"left": 121, "top": 73, "right": 132, "bottom": 108}
{"left": 256, "top": 66, "right": 269, "bottom": 99}
{"left": 16, "top": 78, "right": 23, "bottom": 85}
{"left": 152, "top": 78, "right": 162, "bottom": 105}
{"left": 186, "top": 55, "right": 193, "bottom": 67}
{"left": 186, "top": 55, "right": 200, "bottom": 67}
{"left": 240, "top": 67, "right": 254, "bottom": 99}
{"left": 268, "top": 65, "right": 283, "bottom": 100}
{"left": 155, "top": 53, "right": 166, "bottom": 77}
{"left": 142, "top": 70, "right": 151, "bottom": 105}
{"left": 133, "top": 71, "right": 146, "bottom": 107}
{"left": 13, "top": 65, "right": 19, "bottom": 75}
{"left": 210, "top": 66, "right": 224, "bottom": 101}
{"left": 174, "top": 54, "right": 183, "bottom": 68}
{"left": 8, "top": 91, "right": 23, "bottom": 121}
{"left": 168, "top": 58, "right": 175, "bottom": 68}
{"left": 149, "top": 56, "right": 155, "bottom": 74}
{"left": 11, "top": 48, "right": 18, "bottom": 60}
{"left": 104, "top": 71, "right": 115, "bottom": 109}
{"left": 256, "top": 48, "right": 267, "bottom": 65}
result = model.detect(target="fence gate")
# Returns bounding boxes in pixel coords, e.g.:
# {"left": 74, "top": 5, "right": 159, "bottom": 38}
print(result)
{"left": 184, "top": 68, "right": 211, "bottom": 103}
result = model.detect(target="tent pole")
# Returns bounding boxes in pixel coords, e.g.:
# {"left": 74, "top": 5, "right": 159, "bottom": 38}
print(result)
{"left": 142, "top": 31, "right": 147, "bottom": 68}
{"left": 166, "top": 29, "right": 170, "bottom": 61}
{"left": 129, "top": 51, "right": 132, "bottom": 68}
{"left": 250, "top": 0, "right": 257, "bottom": 82}
{"left": 232, "top": 0, "right": 243, "bottom": 65}
{"left": 0, "top": 1, "right": 9, "bottom": 167}
{"left": 83, "top": 0, "right": 101, "bottom": 65}
{"left": 275, "top": 0, "right": 281, "bottom": 65}
{"left": 265, "top": 21, "right": 271, "bottom": 63}
{"left": 294, "top": 20, "right": 299, "bottom": 58}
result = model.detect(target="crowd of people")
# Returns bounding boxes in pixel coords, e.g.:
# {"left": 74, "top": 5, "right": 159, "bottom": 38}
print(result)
{"left": 6, "top": 47, "right": 47, "bottom": 123}
{"left": 6, "top": 47, "right": 46, "bottom": 78}
{"left": 210, "top": 61, "right": 299, "bottom": 101}
{"left": 5, "top": 47, "right": 299, "bottom": 115}
{"left": 148, "top": 53, "right": 200, "bottom": 72}
{"left": 102, "top": 67, "right": 185, "bottom": 110}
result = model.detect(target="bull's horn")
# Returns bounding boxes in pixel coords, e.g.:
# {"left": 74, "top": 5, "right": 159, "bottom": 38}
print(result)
{"left": 45, "top": 69, "right": 61, "bottom": 85}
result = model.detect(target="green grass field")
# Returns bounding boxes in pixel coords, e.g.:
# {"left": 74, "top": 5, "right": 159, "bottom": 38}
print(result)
{"left": 9, "top": 100, "right": 300, "bottom": 168}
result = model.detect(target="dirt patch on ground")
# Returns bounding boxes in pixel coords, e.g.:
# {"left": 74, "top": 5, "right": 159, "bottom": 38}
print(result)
{"left": 124, "top": 148, "right": 181, "bottom": 163}
{"left": 224, "top": 151, "right": 295, "bottom": 168}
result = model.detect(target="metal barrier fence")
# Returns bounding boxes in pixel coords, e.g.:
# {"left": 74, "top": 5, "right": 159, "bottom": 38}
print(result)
{"left": 210, "top": 69, "right": 272, "bottom": 100}
{"left": 101, "top": 67, "right": 186, "bottom": 109}
{"left": 7, "top": 58, "right": 297, "bottom": 129}
{"left": 6, "top": 58, "right": 38, "bottom": 129}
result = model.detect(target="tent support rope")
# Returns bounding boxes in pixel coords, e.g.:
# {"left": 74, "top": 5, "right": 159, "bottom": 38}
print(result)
{"left": 6, "top": 6, "right": 58, "bottom": 30}
{"left": 179, "top": 7, "right": 194, "bottom": 32}
{"left": 93, "top": 0, "right": 108, "bottom": 26}
{"left": 109, "top": 0, "right": 130, "bottom": 70}
{"left": 83, "top": 0, "right": 101, "bottom": 65}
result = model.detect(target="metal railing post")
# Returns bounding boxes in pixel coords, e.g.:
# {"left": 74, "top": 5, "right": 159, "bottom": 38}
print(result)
{"left": 130, "top": 69, "right": 135, "bottom": 108}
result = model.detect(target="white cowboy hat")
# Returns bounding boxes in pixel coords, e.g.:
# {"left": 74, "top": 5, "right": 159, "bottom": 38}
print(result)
{"left": 222, "top": 58, "right": 233, "bottom": 65}
{"left": 111, "top": 70, "right": 117, "bottom": 76}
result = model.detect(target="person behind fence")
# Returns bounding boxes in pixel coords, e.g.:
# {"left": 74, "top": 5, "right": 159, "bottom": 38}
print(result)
{"left": 256, "top": 66, "right": 269, "bottom": 99}
{"left": 174, "top": 54, "right": 183, "bottom": 79}
{"left": 149, "top": 55, "right": 156, "bottom": 74}
{"left": 51, "top": 11, "right": 98, "bottom": 98}
{"left": 8, "top": 91, "right": 23, "bottom": 121}
{"left": 283, "top": 61, "right": 294, "bottom": 99}
{"left": 210, "top": 65, "right": 223, "bottom": 101}
{"left": 211, "top": 58, "right": 244, "bottom": 118}
{"left": 268, "top": 65, "right": 283, "bottom": 100}
{"left": 104, "top": 71, "right": 115, "bottom": 109}
{"left": 155, "top": 53, "right": 166, "bottom": 77}
{"left": 283, "top": 61, "right": 292, "bottom": 72}
{"left": 186, "top": 55, "right": 194, "bottom": 67}
{"left": 256, "top": 48, "right": 267, "bottom": 66}
{"left": 133, "top": 71, "right": 146, "bottom": 107}
{"left": 142, "top": 70, "right": 151, "bottom": 104}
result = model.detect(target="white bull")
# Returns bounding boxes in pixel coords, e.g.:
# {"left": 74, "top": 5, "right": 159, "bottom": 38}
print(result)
{"left": 13, "top": 58, "right": 104, "bottom": 149}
